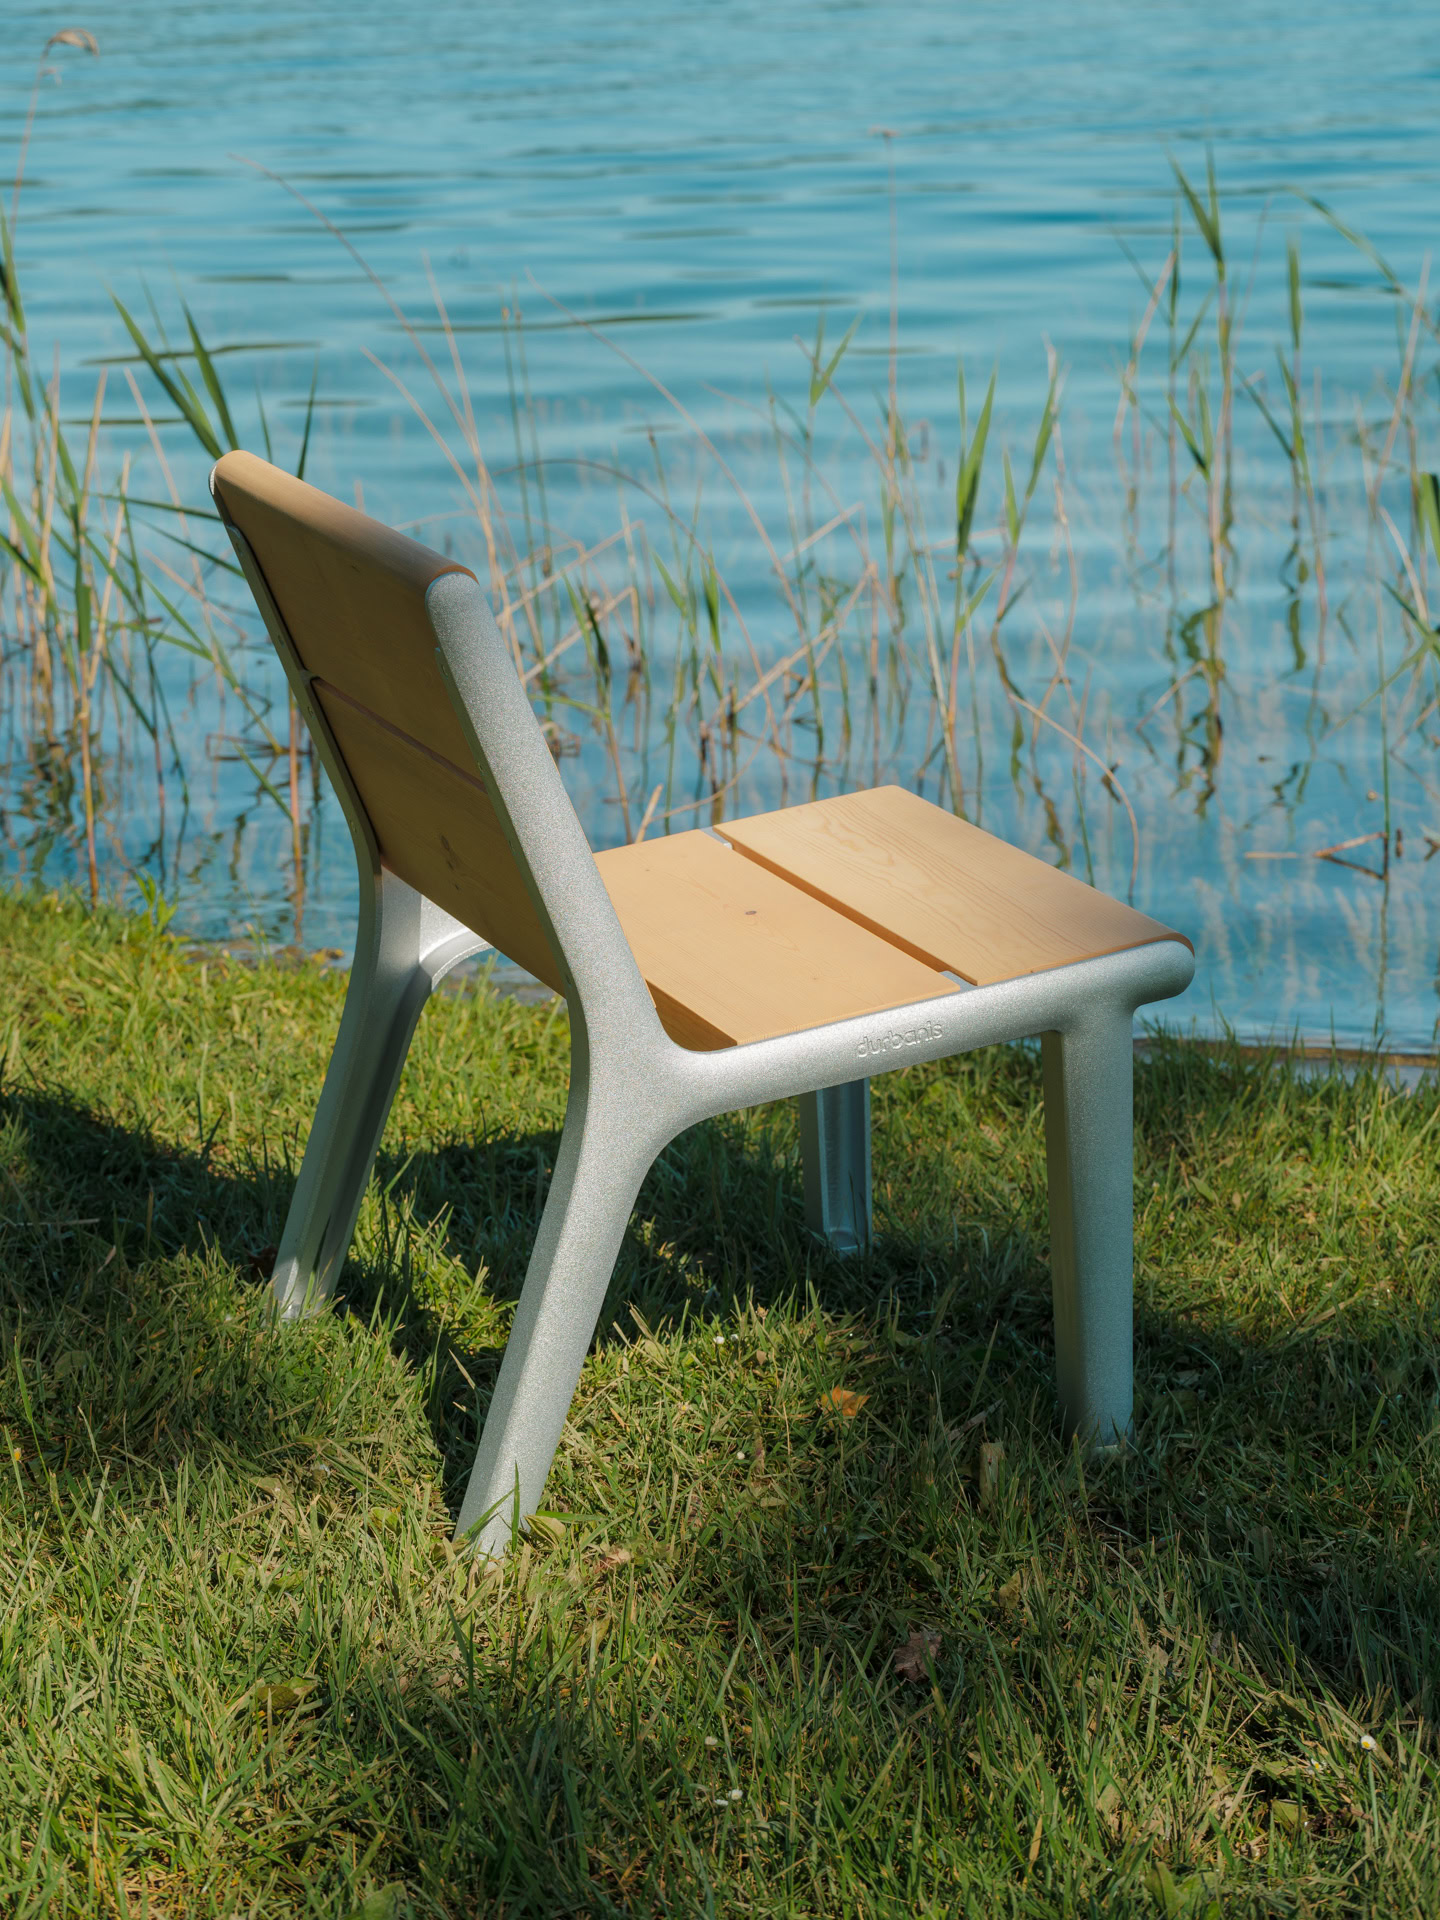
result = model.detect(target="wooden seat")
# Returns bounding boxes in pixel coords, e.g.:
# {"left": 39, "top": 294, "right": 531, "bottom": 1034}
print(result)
{"left": 594, "top": 799, "right": 1187, "bottom": 1049}
{"left": 594, "top": 830, "right": 963, "bottom": 1050}
{"left": 719, "top": 785, "right": 1187, "bottom": 986}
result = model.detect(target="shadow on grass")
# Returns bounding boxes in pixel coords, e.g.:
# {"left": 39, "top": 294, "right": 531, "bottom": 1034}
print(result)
{"left": 3, "top": 1049, "right": 1438, "bottom": 1739}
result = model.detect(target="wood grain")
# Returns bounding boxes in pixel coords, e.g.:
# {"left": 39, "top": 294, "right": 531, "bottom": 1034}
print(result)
{"left": 212, "top": 449, "right": 479, "bottom": 768}
{"left": 594, "top": 830, "right": 962, "bottom": 1049}
{"left": 719, "top": 785, "right": 1189, "bottom": 985}
{"left": 314, "top": 692, "right": 963, "bottom": 1051}
{"left": 313, "top": 682, "right": 567, "bottom": 992}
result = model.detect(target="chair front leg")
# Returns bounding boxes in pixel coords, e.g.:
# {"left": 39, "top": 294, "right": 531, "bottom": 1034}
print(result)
{"left": 271, "top": 870, "right": 486, "bottom": 1320}
{"left": 1041, "top": 1007, "right": 1136, "bottom": 1449}
{"left": 453, "top": 1061, "right": 658, "bottom": 1557}
{"left": 798, "top": 1079, "right": 872, "bottom": 1254}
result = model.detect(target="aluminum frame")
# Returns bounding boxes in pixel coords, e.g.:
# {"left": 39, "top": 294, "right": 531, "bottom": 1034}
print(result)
{"left": 218, "top": 502, "right": 1194, "bottom": 1558}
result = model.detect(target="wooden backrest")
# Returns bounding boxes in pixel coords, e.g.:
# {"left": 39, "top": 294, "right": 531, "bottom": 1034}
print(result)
{"left": 210, "top": 451, "right": 566, "bottom": 989}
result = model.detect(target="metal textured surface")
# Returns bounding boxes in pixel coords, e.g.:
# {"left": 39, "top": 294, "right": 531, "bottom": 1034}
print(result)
{"left": 798, "top": 1080, "right": 873, "bottom": 1254}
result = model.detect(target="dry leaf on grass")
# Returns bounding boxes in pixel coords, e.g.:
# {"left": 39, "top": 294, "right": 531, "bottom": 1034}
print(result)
{"left": 894, "top": 1627, "right": 941, "bottom": 1683}
{"left": 820, "top": 1387, "right": 869, "bottom": 1419}
{"left": 593, "top": 1546, "right": 633, "bottom": 1577}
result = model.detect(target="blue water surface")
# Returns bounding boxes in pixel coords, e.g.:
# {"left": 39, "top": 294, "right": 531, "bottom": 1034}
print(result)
{"left": 5, "top": 1, "right": 1440, "bottom": 1046}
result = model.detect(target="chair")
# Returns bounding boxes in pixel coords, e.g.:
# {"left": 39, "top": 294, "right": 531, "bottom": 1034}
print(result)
{"left": 210, "top": 451, "right": 1194, "bottom": 1557}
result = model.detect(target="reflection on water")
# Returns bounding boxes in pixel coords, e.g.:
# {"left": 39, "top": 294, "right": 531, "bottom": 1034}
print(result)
{"left": 4, "top": 1, "right": 1440, "bottom": 1049}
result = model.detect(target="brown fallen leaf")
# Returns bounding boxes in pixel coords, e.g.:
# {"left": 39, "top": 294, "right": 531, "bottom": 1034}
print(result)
{"left": 894, "top": 1626, "right": 941, "bottom": 1683}
{"left": 820, "top": 1387, "right": 869, "bottom": 1419}
{"left": 593, "top": 1546, "right": 633, "bottom": 1577}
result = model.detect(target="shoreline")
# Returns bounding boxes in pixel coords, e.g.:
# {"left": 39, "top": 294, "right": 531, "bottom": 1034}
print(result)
{"left": 173, "top": 931, "right": 1438, "bottom": 1084}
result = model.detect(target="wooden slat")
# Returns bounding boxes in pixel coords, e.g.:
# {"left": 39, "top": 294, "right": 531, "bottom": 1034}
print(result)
{"left": 214, "top": 452, "right": 570, "bottom": 982}
{"left": 719, "top": 785, "right": 1189, "bottom": 986}
{"left": 313, "top": 683, "right": 566, "bottom": 993}
{"left": 594, "top": 831, "right": 963, "bottom": 1050}
{"left": 212, "top": 450, "right": 479, "bottom": 768}
{"left": 313, "top": 693, "right": 962, "bottom": 1051}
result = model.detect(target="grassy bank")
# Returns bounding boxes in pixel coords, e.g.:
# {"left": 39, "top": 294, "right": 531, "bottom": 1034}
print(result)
{"left": 0, "top": 890, "right": 1437, "bottom": 1915}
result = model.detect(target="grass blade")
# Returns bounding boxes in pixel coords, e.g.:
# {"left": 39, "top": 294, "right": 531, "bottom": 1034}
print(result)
{"left": 296, "top": 360, "right": 319, "bottom": 480}
{"left": 809, "top": 312, "right": 862, "bottom": 408}
{"left": 956, "top": 370, "right": 995, "bottom": 558}
{"left": 111, "top": 293, "right": 221, "bottom": 458}
{"left": 183, "top": 304, "right": 240, "bottom": 451}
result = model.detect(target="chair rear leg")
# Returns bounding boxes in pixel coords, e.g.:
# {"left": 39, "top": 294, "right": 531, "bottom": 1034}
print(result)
{"left": 454, "top": 1092, "right": 654, "bottom": 1557}
{"left": 798, "top": 1079, "right": 872, "bottom": 1254}
{"left": 271, "top": 872, "right": 484, "bottom": 1320}
{"left": 1041, "top": 1009, "right": 1136, "bottom": 1449}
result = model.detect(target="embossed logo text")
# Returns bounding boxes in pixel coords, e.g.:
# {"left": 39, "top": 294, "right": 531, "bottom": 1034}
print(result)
{"left": 856, "top": 1019, "right": 944, "bottom": 1061}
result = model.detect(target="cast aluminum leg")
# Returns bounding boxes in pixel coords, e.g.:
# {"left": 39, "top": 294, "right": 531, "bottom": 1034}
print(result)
{"left": 798, "top": 1078, "right": 872, "bottom": 1254}
{"left": 270, "top": 869, "right": 486, "bottom": 1320}
{"left": 1041, "top": 1009, "right": 1137, "bottom": 1448}
{"left": 453, "top": 1059, "right": 656, "bottom": 1556}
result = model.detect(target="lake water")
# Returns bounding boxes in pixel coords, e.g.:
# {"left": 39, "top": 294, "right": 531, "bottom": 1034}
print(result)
{"left": 6, "top": 1, "right": 1440, "bottom": 1048}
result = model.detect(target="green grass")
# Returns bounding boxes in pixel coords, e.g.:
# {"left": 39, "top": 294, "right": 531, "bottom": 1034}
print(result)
{"left": 1, "top": 891, "right": 1437, "bottom": 1918}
